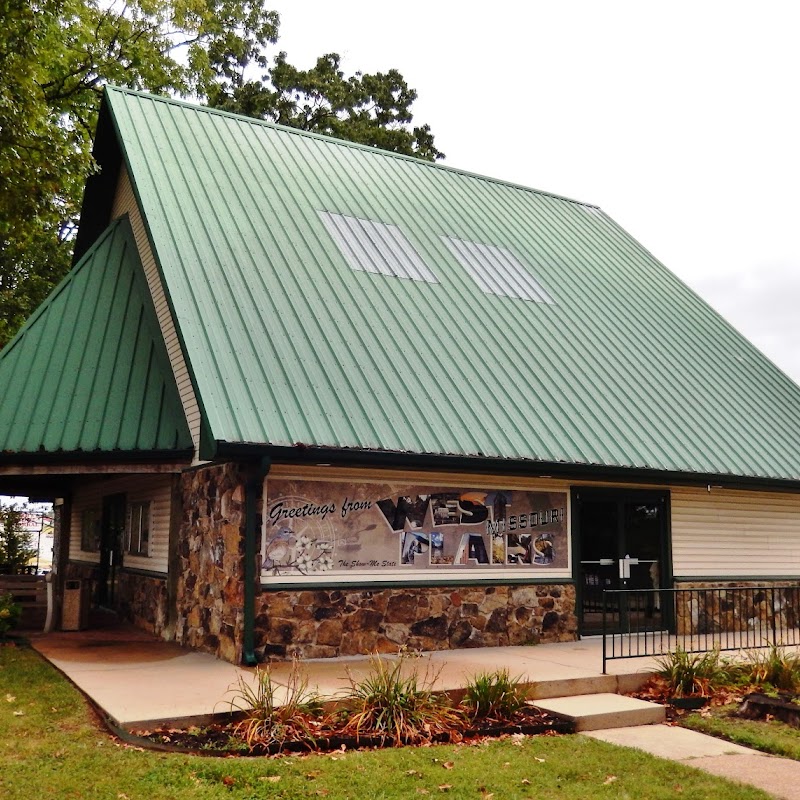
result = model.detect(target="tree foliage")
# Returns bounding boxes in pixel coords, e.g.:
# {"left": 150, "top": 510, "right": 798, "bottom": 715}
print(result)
{"left": 0, "top": 504, "right": 38, "bottom": 573}
{"left": 0, "top": 0, "right": 441, "bottom": 348}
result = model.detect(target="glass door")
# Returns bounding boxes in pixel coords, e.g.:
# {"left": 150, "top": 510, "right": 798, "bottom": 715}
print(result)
{"left": 574, "top": 490, "right": 669, "bottom": 635}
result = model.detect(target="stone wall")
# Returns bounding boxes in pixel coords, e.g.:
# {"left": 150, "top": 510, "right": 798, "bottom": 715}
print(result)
{"left": 63, "top": 562, "right": 169, "bottom": 637}
{"left": 675, "top": 581, "right": 800, "bottom": 636}
{"left": 117, "top": 572, "right": 169, "bottom": 636}
{"left": 174, "top": 463, "right": 249, "bottom": 663}
{"left": 254, "top": 583, "right": 576, "bottom": 660}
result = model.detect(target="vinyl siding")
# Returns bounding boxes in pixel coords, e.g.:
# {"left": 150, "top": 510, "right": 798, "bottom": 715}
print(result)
{"left": 112, "top": 168, "right": 202, "bottom": 460}
{"left": 69, "top": 474, "right": 173, "bottom": 573}
{"left": 672, "top": 486, "right": 800, "bottom": 578}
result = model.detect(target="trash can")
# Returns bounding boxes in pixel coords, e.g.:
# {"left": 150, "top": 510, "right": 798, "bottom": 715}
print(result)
{"left": 62, "top": 579, "right": 90, "bottom": 631}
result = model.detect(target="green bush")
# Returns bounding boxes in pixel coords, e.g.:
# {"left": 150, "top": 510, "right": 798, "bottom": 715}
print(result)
{"left": 0, "top": 592, "right": 22, "bottom": 639}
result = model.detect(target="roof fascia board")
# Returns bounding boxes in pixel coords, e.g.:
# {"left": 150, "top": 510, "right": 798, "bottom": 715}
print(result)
{"left": 101, "top": 88, "right": 215, "bottom": 461}
{"left": 0, "top": 449, "right": 193, "bottom": 469}
{"left": 213, "top": 442, "right": 800, "bottom": 494}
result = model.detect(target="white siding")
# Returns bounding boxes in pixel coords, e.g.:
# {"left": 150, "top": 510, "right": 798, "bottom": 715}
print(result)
{"left": 672, "top": 487, "right": 800, "bottom": 578}
{"left": 69, "top": 475, "right": 173, "bottom": 574}
{"left": 111, "top": 168, "right": 202, "bottom": 460}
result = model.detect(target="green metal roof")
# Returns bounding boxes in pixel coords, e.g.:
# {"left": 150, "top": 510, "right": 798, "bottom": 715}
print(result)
{"left": 0, "top": 216, "right": 192, "bottom": 457}
{"left": 86, "top": 87, "right": 800, "bottom": 481}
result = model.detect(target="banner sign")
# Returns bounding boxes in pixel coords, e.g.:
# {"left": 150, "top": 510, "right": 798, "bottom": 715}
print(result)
{"left": 262, "top": 479, "right": 568, "bottom": 578}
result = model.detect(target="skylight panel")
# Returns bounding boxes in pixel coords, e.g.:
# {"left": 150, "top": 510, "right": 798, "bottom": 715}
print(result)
{"left": 442, "top": 237, "right": 554, "bottom": 303}
{"left": 320, "top": 211, "right": 438, "bottom": 283}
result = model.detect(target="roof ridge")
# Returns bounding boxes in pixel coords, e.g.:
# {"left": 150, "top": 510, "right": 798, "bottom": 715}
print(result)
{"left": 0, "top": 217, "right": 127, "bottom": 361}
{"left": 105, "top": 86, "right": 600, "bottom": 210}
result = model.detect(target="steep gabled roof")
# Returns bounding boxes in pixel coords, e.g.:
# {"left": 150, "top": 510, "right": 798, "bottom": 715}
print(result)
{"left": 77, "top": 87, "right": 800, "bottom": 481}
{"left": 0, "top": 217, "right": 192, "bottom": 458}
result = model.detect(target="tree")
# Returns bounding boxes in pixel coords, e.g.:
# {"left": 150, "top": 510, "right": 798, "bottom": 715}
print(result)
{"left": 208, "top": 52, "right": 442, "bottom": 162}
{"left": 0, "top": 504, "right": 38, "bottom": 574}
{"left": 0, "top": 0, "right": 441, "bottom": 348}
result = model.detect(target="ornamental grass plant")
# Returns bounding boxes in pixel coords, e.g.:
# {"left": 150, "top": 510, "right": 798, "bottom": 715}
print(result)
{"left": 462, "top": 668, "right": 529, "bottom": 723}
{"left": 655, "top": 646, "right": 730, "bottom": 698}
{"left": 339, "top": 652, "right": 463, "bottom": 746}
{"left": 225, "top": 657, "right": 324, "bottom": 750}
{"left": 736, "top": 643, "right": 800, "bottom": 692}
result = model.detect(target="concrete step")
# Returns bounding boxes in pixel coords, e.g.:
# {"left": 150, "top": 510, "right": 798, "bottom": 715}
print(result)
{"left": 528, "top": 670, "right": 652, "bottom": 700}
{"left": 535, "top": 692, "right": 666, "bottom": 732}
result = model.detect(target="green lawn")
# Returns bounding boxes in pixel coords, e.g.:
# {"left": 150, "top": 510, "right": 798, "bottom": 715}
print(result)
{"left": 683, "top": 702, "right": 800, "bottom": 761}
{"left": 0, "top": 646, "right": 773, "bottom": 800}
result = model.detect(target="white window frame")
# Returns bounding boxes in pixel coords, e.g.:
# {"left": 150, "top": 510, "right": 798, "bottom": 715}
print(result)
{"left": 127, "top": 501, "right": 151, "bottom": 557}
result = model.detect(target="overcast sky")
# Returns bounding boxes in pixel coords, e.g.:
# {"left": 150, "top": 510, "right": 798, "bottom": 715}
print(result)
{"left": 273, "top": 0, "right": 799, "bottom": 384}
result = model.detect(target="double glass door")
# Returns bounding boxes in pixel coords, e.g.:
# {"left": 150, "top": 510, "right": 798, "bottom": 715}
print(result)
{"left": 575, "top": 490, "right": 669, "bottom": 635}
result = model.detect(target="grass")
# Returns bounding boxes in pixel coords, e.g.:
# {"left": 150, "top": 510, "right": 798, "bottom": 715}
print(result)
{"left": 0, "top": 645, "right": 775, "bottom": 800}
{"left": 683, "top": 703, "right": 800, "bottom": 760}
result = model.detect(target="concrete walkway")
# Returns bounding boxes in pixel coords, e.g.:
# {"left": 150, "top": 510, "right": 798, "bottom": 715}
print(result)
{"left": 587, "top": 725, "right": 800, "bottom": 800}
{"left": 29, "top": 625, "right": 800, "bottom": 798}
{"left": 29, "top": 624, "right": 655, "bottom": 727}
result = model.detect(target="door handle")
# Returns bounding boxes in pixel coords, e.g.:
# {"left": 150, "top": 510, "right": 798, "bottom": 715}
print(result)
{"left": 619, "top": 555, "right": 639, "bottom": 580}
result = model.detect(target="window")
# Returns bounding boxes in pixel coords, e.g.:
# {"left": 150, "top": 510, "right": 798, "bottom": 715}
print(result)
{"left": 442, "top": 236, "right": 554, "bottom": 303}
{"left": 319, "top": 211, "right": 438, "bottom": 283}
{"left": 127, "top": 502, "right": 151, "bottom": 557}
{"left": 80, "top": 508, "right": 100, "bottom": 552}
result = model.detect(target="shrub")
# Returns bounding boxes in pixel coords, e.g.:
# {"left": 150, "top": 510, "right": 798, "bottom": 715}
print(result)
{"left": 463, "top": 669, "right": 529, "bottom": 722}
{"left": 0, "top": 592, "right": 22, "bottom": 640}
{"left": 655, "top": 646, "right": 728, "bottom": 697}
{"left": 339, "top": 653, "right": 463, "bottom": 746}
{"left": 225, "top": 658, "right": 323, "bottom": 750}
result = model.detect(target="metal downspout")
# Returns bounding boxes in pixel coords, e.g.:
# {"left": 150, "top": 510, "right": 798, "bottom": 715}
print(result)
{"left": 243, "top": 457, "right": 270, "bottom": 666}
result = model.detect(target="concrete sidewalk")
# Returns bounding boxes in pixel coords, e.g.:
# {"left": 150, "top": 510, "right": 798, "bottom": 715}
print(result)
{"left": 28, "top": 626, "right": 800, "bottom": 798}
{"left": 30, "top": 624, "right": 656, "bottom": 727}
{"left": 587, "top": 725, "right": 800, "bottom": 800}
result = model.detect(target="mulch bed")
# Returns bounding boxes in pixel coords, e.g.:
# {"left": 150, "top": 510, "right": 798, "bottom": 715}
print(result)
{"left": 127, "top": 706, "right": 572, "bottom": 757}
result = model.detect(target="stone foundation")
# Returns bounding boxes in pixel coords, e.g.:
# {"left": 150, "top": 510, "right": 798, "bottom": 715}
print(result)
{"left": 174, "top": 463, "right": 248, "bottom": 663}
{"left": 675, "top": 581, "right": 800, "bottom": 636}
{"left": 254, "top": 583, "right": 577, "bottom": 660}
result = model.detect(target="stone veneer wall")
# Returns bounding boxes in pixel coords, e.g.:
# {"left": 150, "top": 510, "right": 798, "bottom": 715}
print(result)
{"left": 675, "top": 580, "right": 800, "bottom": 636}
{"left": 63, "top": 562, "right": 169, "bottom": 637}
{"left": 254, "top": 583, "right": 577, "bottom": 660}
{"left": 174, "top": 463, "right": 248, "bottom": 663}
{"left": 117, "top": 572, "right": 169, "bottom": 636}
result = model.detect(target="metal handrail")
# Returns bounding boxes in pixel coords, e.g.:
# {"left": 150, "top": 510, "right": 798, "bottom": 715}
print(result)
{"left": 601, "top": 585, "right": 800, "bottom": 673}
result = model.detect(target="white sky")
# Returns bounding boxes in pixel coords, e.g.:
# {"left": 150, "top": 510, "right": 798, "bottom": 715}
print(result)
{"left": 273, "top": 0, "right": 799, "bottom": 384}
